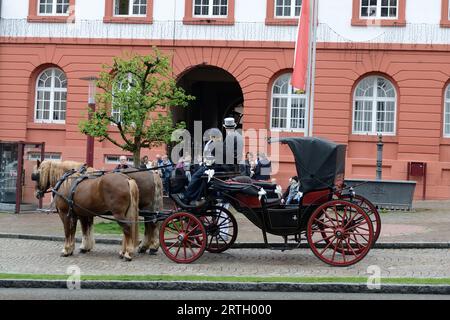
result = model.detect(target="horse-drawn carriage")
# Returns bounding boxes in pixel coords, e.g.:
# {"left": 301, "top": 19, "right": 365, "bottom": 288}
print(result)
{"left": 32, "top": 137, "right": 380, "bottom": 267}
{"left": 160, "top": 137, "right": 381, "bottom": 267}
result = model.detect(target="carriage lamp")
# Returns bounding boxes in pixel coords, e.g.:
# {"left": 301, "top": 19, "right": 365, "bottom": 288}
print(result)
{"left": 80, "top": 76, "right": 99, "bottom": 168}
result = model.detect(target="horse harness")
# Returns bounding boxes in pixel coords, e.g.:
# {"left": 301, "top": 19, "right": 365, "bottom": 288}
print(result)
{"left": 51, "top": 165, "right": 105, "bottom": 219}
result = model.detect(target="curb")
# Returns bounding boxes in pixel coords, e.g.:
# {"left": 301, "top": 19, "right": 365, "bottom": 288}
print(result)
{"left": 0, "top": 279, "right": 449, "bottom": 295}
{"left": 1, "top": 233, "right": 449, "bottom": 249}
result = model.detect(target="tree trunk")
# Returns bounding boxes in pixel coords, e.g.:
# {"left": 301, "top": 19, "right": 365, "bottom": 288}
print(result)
{"left": 133, "top": 138, "right": 141, "bottom": 168}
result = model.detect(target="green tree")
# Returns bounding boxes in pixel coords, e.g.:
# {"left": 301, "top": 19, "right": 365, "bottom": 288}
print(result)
{"left": 79, "top": 49, "right": 195, "bottom": 167}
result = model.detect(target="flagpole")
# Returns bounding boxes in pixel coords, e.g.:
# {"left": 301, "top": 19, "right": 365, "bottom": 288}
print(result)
{"left": 308, "top": 0, "right": 318, "bottom": 137}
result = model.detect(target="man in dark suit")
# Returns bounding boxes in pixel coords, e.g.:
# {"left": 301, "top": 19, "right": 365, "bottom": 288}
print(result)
{"left": 253, "top": 152, "right": 272, "bottom": 180}
{"left": 221, "top": 117, "right": 244, "bottom": 175}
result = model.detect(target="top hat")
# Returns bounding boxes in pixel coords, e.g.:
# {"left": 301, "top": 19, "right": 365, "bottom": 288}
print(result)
{"left": 223, "top": 117, "right": 237, "bottom": 129}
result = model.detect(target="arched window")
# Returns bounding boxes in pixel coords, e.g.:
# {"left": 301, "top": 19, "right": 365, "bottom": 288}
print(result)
{"left": 270, "top": 73, "right": 306, "bottom": 131}
{"left": 111, "top": 72, "right": 137, "bottom": 124}
{"left": 35, "top": 68, "right": 67, "bottom": 123}
{"left": 444, "top": 84, "right": 450, "bottom": 137}
{"left": 353, "top": 76, "right": 396, "bottom": 134}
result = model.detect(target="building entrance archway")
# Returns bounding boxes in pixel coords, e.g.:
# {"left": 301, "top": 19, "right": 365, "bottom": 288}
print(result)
{"left": 173, "top": 65, "right": 244, "bottom": 135}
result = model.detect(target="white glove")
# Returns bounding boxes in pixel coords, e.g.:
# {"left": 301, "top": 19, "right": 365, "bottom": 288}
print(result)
{"left": 205, "top": 169, "right": 215, "bottom": 182}
{"left": 258, "top": 188, "right": 267, "bottom": 201}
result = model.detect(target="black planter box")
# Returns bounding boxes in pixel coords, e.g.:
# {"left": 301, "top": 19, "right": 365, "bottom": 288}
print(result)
{"left": 344, "top": 179, "right": 417, "bottom": 210}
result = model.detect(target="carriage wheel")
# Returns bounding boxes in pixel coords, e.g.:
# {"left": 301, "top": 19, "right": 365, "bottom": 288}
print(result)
{"left": 201, "top": 205, "right": 238, "bottom": 253}
{"left": 307, "top": 200, "right": 374, "bottom": 267}
{"left": 159, "top": 212, "right": 207, "bottom": 263}
{"left": 339, "top": 194, "right": 381, "bottom": 243}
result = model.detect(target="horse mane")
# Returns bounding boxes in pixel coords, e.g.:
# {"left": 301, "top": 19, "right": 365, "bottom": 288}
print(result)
{"left": 39, "top": 160, "right": 95, "bottom": 188}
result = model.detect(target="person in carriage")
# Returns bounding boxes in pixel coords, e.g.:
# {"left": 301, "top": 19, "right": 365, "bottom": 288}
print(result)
{"left": 182, "top": 117, "right": 243, "bottom": 206}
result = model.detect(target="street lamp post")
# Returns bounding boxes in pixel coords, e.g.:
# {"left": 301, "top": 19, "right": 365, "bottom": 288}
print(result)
{"left": 80, "top": 76, "right": 98, "bottom": 168}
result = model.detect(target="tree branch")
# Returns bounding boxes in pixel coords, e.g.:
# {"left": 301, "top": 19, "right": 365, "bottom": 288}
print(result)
{"left": 105, "top": 135, "right": 127, "bottom": 151}
{"left": 117, "top": 122, "right": 134, "bottom": 147}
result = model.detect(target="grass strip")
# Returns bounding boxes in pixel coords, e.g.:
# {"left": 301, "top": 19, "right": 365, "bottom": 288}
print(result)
{"left": 0, "top": 273, "right": 449, "bottom": 285}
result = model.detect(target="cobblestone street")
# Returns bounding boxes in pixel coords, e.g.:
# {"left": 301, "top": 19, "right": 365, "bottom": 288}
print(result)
{"left": 1, "top": 200, "right": 449, "bottom": 279}
{"left": 0, "top": 238, "right": 449, "bottom": 279}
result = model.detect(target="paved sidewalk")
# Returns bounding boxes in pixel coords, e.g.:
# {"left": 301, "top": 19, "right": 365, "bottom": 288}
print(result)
{"left": 1, "top": 200, "right": 449, "bottom": 243}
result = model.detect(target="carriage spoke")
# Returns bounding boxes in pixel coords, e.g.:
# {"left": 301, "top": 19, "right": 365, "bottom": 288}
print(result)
{"left": 172, "top": 221, "right": 182, "bottom": 233}
{"left": 314, "top": 218, "right": 332, "bottom": 228}
{"left": 349, "top": 232, "right": 371, "bottom": 237}
{"left": 331, "top": 239, "right": 341, "bottom": 262}
{"left": 174, "top": 242, "right": 182, "bottom": 258}
{"left": 314, "top": 234, "right": 335, "bottom": 244}
{"left": 343, "top": 211, "right": 358, "bottom": 229}
{"left": 186, "top": 224, "right": 199, "bottom": 236}
{"left": 183, "top": 218, "right": 192, "bottom": 234}
{"left": 344, "top": 238, "right": 357, "bottom": 256}
{"left": 349, "top": 235, "right": 366, "bottom": 249}
{"left": 323, "top": 211, "right": 337, "bottom": 228}
{"left": 165, "top": 226, "right": 179, "bottom": 235}
{"left": 311, "top": 229, "right": 334, "bottom": 234}
{"left": 167, "top": 240, "right": 180, "bottom": 250}
{"left": 216, "top": 217, "right": 231, "bottom": 227}
{"left": 345, "top": 220, "right": 368, "bottom": 232}
{"left": 340, "top": 241, "right": 347, "bottom": 262}
{"left": 319, "top": 236, "right": 337, "bottom": 255}
{"left": 187, "top": 238, "right": 202, "bottom": 248}
{"left": 186, "top": 242, "right": 196, "bottom": 256}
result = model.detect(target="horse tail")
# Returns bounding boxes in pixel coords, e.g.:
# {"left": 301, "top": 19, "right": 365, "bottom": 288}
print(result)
{"left": 126, "top": 179, "right": 140, "bottom": 247}
{"left": 154, "top": 172, "right": 164, "bottom": 211}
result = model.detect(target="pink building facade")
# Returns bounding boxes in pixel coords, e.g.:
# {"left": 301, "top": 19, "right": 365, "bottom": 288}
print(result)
{"left": 1, "top": 0, "right": 450, "bottom": 205}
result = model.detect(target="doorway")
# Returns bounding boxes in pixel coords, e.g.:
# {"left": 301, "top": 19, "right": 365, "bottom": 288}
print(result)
{"left": 173, "top": 65, "right": 244, "bottom": 134}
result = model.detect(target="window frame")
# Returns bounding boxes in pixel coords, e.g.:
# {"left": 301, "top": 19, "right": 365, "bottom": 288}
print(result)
{"left": 192, "top": 0, "right": 228, "bottom": 18}
{"left": 266, "top": 0, "right": 300, "bottom": 25}
{"left": 104, "top": 0, "right": 153, "bottom": 24}
{"left": 183, "top": 0, "right": 235, "bottom": 25}
{"left": 270, "top": 73, "right": 307, "bottom": 132}
{"left": 34, "top": 68, "right": 67, "bottom": 125}
{"left": 28, "top": 152, "right": 62, "bottom": 162}
{"left": 113, "top": 0, "right": 147, "bottom": 17}
{"left": 352, "top": 76, "right": 397, "bottom": 136}
{"left": 104, "top": 155, "right": 134, "bottom": 165}
{"left": 274, "top": 0, "right": 302, "bottom": 19}
{"left": 351, "top": 0, "right": 406, "bottom": 27}
{"left": 28, "top": 0, "right": 75, "bottom": 23}
{"left": 359, "top": 0, "right": 398, "bottom": 20}
{"left": 444, "top": 84, "right": 450, "bottom": 137}
{"left": 37, "top": 0, "right": 70, "bottom": 16}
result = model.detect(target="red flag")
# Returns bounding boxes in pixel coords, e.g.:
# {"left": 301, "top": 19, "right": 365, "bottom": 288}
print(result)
{"left": 291, "top": 0, "right": 310, "bottom": 91}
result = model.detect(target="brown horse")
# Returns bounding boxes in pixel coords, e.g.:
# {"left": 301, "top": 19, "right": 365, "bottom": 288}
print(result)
{"left": 33, "top": 160, "right": 164, "bottom": 256}
{"left": 120, "top": 168, "right": 163, "bottom": 255}
{"left": 33, "top": 160, "right": 140, "bottom": 261}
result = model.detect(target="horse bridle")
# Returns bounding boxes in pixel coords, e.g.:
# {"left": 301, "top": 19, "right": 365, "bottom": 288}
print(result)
{"left": 31, "top": 164, "right": 88, "bottom": 199}
{"left": 31, "top": 171, "right": 51, "bottom": 199}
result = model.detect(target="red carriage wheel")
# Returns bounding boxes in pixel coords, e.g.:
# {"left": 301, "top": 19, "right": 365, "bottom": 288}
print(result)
{"left": 201, "top": 206, "right": 238, "bottom": 254}
{"left": 338, "top": 194, "right": 381, "bottom": 243}
{"left": 307, "top": 200, "right": 374, "bottom": 267}
{"left": 159, "top": 212, "right": 207, "bottom": 263}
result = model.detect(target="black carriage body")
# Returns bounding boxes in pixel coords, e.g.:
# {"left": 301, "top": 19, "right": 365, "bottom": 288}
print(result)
{"left": 208, "top": 137, "right": 346, "bottom": 236}
{"left": 211, "top": 182, "right": 333, "bottom": 237}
